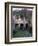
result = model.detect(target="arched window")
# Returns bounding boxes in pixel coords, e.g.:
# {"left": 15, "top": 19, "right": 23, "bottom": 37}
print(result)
{"left": 20, "top": 24, "right": 24, "bottom": 30}
{"left": 26, "top": 23, "right": 28, "bottom": 30}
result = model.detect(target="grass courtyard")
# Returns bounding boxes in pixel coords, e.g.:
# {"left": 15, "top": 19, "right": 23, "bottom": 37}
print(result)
{"left": 13, "top": 29, "right": 32, "bottom": 37}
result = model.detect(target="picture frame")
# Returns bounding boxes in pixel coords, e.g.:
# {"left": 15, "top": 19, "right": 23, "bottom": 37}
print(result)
{"left": 5, "top": 2, "right": 37, "bottom": 44}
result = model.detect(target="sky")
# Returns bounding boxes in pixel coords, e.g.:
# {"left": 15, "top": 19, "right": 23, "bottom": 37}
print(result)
{"left": 12, "top": 8, "right": 33, "bottom": 11}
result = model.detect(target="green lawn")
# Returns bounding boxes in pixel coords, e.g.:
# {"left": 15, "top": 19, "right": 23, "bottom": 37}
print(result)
{"left": 13, "top": 30, "right": 32, "bottom": 37}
